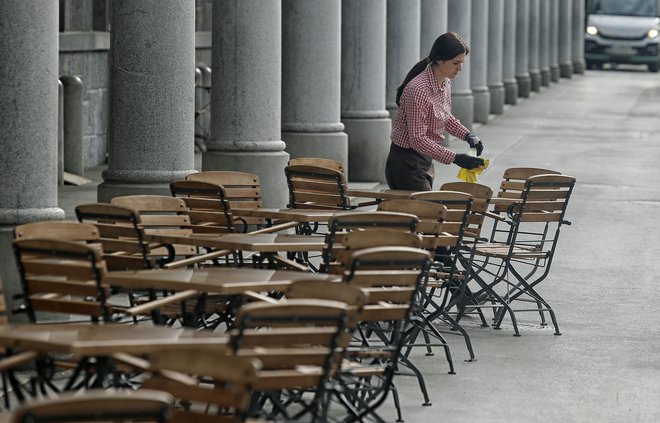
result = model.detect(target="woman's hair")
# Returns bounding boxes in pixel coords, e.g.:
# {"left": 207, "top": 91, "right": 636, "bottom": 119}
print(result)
{"left": 395, "top": 32, "right": 469, "bottom": 106}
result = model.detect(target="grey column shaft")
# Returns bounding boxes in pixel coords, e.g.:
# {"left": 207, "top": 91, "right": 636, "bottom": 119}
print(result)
{"left": 447, "top": 0, "right": 474, "bottom": 130}
{"left": 0, "top": 0, "right": 62, "bottom": 323}
{"left": 471, "top": 0, "right": 490, "bottom": 124}
{"left": 558, "top": 0, "right": 574, "bottom": 77}
{"left": 99, "top": 0, "right": 196, "bottom": 201}
{"left": 528, "top": 0, "right": 541, "bottom": 92}
{"left": 539, "top": 0, "right": 551, "bottom": 86}
{"left": 572, "top": 0, "right": 586, "bottom": 74}
{"left": 420, "top": 0, "right": 448, "bottom": 56}
{"left": 281, "top": 0, "right": 347, "bottom": 169}
{"left": 503, "top": 0, "right": 519, "bottom": 104}
{"left": 488, "top": 0, "right": 505, "bottom": 114}
{"left": 342, "top": 0, "right": 391, "bottom": 182}
{"left": 386, "top": 0, "right": 421, "bottom": 118}
{"left": 61, "top": 75, "right": 85, "bottom": 176}
{"left": 550, "top": 0, "right": 560, "bottom": 81}
{"left": 204, "top": 0, "right": 288, "bottom": 208}
{"left": 515, "top": 0, "right": 531, "bottom": 98}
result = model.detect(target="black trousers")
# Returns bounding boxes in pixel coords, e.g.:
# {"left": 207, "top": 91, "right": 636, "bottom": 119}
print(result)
{"left": 384, "top": 143, "right": 435, "bottom": 191}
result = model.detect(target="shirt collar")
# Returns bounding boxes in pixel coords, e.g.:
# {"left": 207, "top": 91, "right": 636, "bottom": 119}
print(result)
{"left": 425, "top": 64, "right": 447, "bottom": 94}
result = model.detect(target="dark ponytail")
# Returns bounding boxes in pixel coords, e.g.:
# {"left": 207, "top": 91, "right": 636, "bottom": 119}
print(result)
{"left": 395, "top": 32, "right": 470, "bottom": 106}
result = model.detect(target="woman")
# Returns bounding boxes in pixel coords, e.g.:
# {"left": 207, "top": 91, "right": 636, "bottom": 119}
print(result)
{"left": 385, "top": 32, "right": 485, "bottom": 191}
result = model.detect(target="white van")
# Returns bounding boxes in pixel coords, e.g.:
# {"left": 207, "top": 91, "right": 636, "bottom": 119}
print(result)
{"left": 585, "top": 0, "right": 660, "bottom": 72}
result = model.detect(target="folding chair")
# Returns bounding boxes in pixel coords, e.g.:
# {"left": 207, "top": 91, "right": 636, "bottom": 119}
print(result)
{"left": 229, "top": 299, "right": 353, "bottom": 422}
{"left": 284, "top": 159, "right": 353, "bottom": 211}
{"left": 9, "top": 389, "right": 174, "bottom": 422}
{"left": 143, "top": 351, "right": 261, "bottom": 423}
{"left": 464, "top": 174, "right": 576, "bottom": 336}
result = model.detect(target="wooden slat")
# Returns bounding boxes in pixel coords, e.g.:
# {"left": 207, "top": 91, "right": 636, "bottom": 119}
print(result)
{"left": 26, "top": 278, "right": 107, "bottom": 297}
{"left": 30, "top": 297, "right": 107, "bottom": 317}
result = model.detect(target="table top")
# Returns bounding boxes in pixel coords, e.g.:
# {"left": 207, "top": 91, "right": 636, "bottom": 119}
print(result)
{"left": 231, "top": 207, "right": 341, "bottom": 223}
{"left": 145, "top": 232, "right": 327, "bottom": 252}
{"left": 345, "top": 189, "right": 416, "bottom": 201}
{"left": 104, "top": 267, "right": 340, "bottom": 294}
{"left": 0, "top": 324, "right": 228, "bottom": 355}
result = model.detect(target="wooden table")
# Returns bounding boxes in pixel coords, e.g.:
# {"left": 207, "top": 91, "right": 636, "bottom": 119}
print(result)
{"left": 345, "top": 189, "right": 417, "bottom": 201}
{"left": 231, "top": 208, "right": 341, "bottom": 224}
{"left": 105, "top": 267, "right": 340, "bottom": 295}
{"left": 145, "top": 232, "right": 326, "bottom": 253}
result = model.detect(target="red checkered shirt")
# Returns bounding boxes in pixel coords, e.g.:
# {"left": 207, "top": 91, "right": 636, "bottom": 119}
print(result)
{"left": 390, "top": 65, "right": 470, "bottom": 164}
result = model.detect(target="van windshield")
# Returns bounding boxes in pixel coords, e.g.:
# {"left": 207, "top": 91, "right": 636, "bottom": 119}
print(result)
{"left": 588, "top": 0, "right": 658, "bottom": 17}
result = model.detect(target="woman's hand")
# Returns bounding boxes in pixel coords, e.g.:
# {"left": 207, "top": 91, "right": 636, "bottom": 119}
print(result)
{"left": 454, "top": 153, "right": 485, "bottom": 169}
{"left": 465, "top": 133, "right": 484, "bottom": 156}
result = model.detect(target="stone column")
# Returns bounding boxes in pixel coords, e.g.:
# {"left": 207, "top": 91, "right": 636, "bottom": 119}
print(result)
{"left": 515, "top": 0, "right": 530, "bottom": 98}
{"left": 342, "top": 0, "right": 391, "bottom": 183}
{"left": 447, "top": 0, "right": 474, "bottom": 129}
{"left": 558, "top": 0, "right": 574, "bottom": 78}
{"left": 503, "top": 0, "right": 518, "bottom": 104}
{"left": 487, "top": 0, "right": 505, "bottom": 114}
{"left": 539, "top": 0, "right": 551, "bottom": 86}
{"left": 550, "top": 0, "right": 560, "bottom": 81}
{"left": 572, "top": 0, "right": 586, "bottom": 74}
{"left": 528, "top": 0, "right": 541, "bottom": 92}
{"left": 281, "top": 0, "right": 348, "bottom": 169}
{"left": 204, "top": 0, "right": 288, "bottom": 208}
{"left": 471, "top": 0, "right": 490, "bottom": 124}
{"left": 98, "top": 0, "right": 196, "bottom": 201}
{"left": 421, "top": 0, "right": 448, "bottom": 56}
{"left": 0, "top": 0, "right": 63, "bottom": 322}
{"left": 386, "top": 0, "right": 421, "bottom": 118}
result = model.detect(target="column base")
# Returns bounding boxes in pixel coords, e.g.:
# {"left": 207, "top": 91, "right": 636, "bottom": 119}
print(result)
{"left": 504, "top": 80, "right": 519, "bottom": 105}
{"left": 489, "top": 85, "right": 505, "bottom": 115}
{"left": 550, "top": 65, "right": 560, "bottom": 82}
{"left": 530, "top": 71, "right": 542, "bottom": 92}
{"left": 0, "top": 207, "right": 65, "bottom": 225}
{"left": 560, "top": 62, "right": 574, "bottom": 78}
{"left": 516, "top": 75, "right": 531, "bottom": 98}
{"left": 573, "top": 60, "right": 586, "bottom": 74}
{"left": 541, "top": 68, "right": 551, "bottom": 86}
{"left": 97, "top": 182, "right": 173, "bottom": 203}
{"left": 451, "top": 93, "right": 474, "bottom": 131}
{"left": 202, "top": 151, "right": 290, "bottom": 208}
{"left": 473, "top": 88, "right": 491, "bottom": 124}
{"left": 343, "top": 117, "right": 392, "bottom": 183}
{"left": 282, "top": 131, "right": 348, "bottom": 175}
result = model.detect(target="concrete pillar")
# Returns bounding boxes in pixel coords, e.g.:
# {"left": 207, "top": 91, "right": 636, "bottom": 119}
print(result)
{"left": 550, "top": 0, "right": 561, "bottom": 82}
{"left": 528, "top": 0, "right": 541, "bottom": 92}
{"left": 558, "top": 0, "right": 574, "bottom": 78}
{"left": 281, "top": 0, "right": 348, "bottom": 169}
{"left": 515, "top": 0, "right": 531, "bottom": 98}
{"left": 99, "top": 0, "right": 196, "bottom": 202}
{"left": 572, "top": 0, "right": 586, "bottom": 74}
{"left": 0, "top": 0, "right": 63, "bottom": 323}
{"left": 386, "top": 0, "right": 421, "bottom": 118}
{"left": 204, "top": 0, "right": 288, "bottom": 208}
{"left": 58, "top": 80, "right": 65, "bottom": 186}
{"left": 539, "top": 0, "right": 552, "bottom": 86}
{"left": 447, "top": 0, "right": 474, "bottom": 130}
{"left": 342, "top": 0, "right": 391, "bottom": 183}
{"left": 61, "top": 75, "right": 85, "bottom": 176}
{"left": 471, "top": 0, "right": 490, "bottom": 124}
{"left": 487, "top": 0, "right": 505, "bottom": 115}
{"left": 503, "top": 0, "right": 518, "bottom": 104}
{"left": 421, "top": 0, "right": 448, "bottom": 56}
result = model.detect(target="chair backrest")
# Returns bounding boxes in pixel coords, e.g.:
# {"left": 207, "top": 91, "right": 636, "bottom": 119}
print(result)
{"left": 284, "top": 159, "right": 352, "bottom": 210}
{"left": 322, "top": 211, "right": 420, "bottom": 272}
{"left": 230, "top": 299, "right": 351, "bottom": 420}
{"left": 288, "top": 157, "right": 345, "bottom": 173}
{"left": 10, "top": 389, "right": 174, "bottom": 423}
{"left": 170, "top": 179, "right": 237, "bottom": 233}
{"left": 110, "top": 195, "right": 196, "bottom": 261}
{"left": 185, "top": 171, "right": 264, "bottom": 227}
{"left": 14, "top": 221, "right": 100, "bottom": 242}
{"left": 12, "top": 238, "right": 112, "bottom": 323}
{"left": 377, "top": 199, "right": 447, "bottom": 249}
{"left": 493, "top": 167, "right": 561, "bottom": 206}
{"left": 143, "top": 351, "right": 260, "bottom": 423}
{"left": 440, "top": 182, "right": 493, "bottom": 239}
{"left": 75, "top": 203, "right": 153, "bottom": 271}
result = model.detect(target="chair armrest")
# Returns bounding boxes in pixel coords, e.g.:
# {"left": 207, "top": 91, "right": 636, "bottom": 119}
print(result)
{"left": 242, "top": 290, "right": 280, "bottom": 304}
{"left": 125, "top": 289, "right": 198, "bottom": 316}
{"left": 248, "top": 221, "right": 300, "bottom": 234}
{"left": 162, "top": 249, "right": 233, "bottom": 269}
{"left": 0, "top": 350, "right": 39, "bottom": 372}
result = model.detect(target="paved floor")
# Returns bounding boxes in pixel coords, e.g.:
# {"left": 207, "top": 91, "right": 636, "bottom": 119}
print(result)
{"left": 57, "top": 66, "right": 660, "bottom": 422}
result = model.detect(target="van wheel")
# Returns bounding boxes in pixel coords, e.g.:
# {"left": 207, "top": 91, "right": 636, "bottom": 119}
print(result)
{"left": 648, "top": 62, "right": 659, "bottom": 73}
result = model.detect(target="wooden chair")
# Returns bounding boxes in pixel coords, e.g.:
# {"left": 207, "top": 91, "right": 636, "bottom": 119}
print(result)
{"left": 9, "top": 389, "right": 174, "bottom": 422}
{"left": 284, "top": 158, "right": 353, "bottom": 210}
{"left": 335, "top": 246, "right": 433, "bottom": 422}
{"left": 229, "top": 299, "right": 352, "bottom": 422}
{"left": 489, "top": 167, "right": 562, "bottom": 209}
{"left": 466, "top": 174, "right": 577, "bottom": 336}
{"left": 440, "top": 181, "right": 494, "bottom": 240}
{"left": 142, "top": 351, "right": 261, "bottom": 423}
